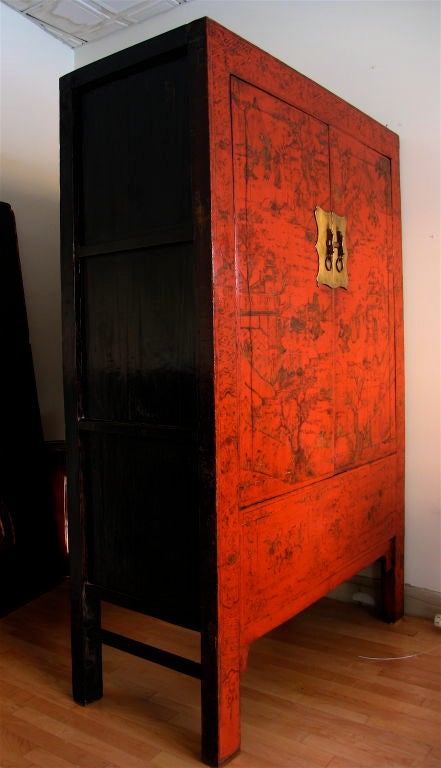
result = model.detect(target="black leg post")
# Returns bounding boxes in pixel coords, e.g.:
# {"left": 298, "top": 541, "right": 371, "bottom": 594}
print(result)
{"left": 71, "top": 585, "right": 103, "bottom": 705}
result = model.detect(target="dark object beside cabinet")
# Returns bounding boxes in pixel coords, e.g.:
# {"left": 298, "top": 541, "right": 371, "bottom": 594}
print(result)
{"left": 60, "top": 18, "right": 404, "bottom": 766}
{"left": 0, "top": 202, "right": 62, "bottom": 616}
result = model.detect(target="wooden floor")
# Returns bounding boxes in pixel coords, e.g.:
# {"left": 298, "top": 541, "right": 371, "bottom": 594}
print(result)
{"left": 1, "top": 582, "right": 440, "bottom": 768}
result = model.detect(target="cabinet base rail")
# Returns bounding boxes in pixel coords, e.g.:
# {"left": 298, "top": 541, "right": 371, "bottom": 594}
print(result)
{"left": 90, "top": 627, "right": 201, "bottom": 679}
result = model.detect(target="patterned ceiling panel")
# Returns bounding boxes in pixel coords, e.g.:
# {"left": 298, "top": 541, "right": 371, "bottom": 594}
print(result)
{"left": 2, "top": 0, "right": 193, "bottom": 47}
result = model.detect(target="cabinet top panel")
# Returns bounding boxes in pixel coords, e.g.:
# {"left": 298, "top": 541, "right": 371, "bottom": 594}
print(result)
{"left": 61, "top": 17, "right": 398, "bottom": 156}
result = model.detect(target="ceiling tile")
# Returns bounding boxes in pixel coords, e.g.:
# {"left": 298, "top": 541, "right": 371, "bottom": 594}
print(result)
{"left": 26, "top": 0, "right": 107, "bottom": 30}
{"left": 1, "top": 0, "right": 194, "bottom": 47}
{"left": 122, "top": 0, "right": 177, "bottom": 24}
{"left": 91, "top": 0, "right": 153, "bottom": 12}
{"left": 2, "top": 0, "right": 36, "bottom": 10}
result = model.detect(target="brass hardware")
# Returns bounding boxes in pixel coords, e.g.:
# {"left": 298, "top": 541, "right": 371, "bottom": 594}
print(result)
{"left": 315, "top": 207, "right": 348, "bottom": 289}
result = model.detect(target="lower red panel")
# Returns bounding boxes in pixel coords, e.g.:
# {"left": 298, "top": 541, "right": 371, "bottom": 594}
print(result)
{"left": 240, "top": 454, "right": 402, "bottom": 650}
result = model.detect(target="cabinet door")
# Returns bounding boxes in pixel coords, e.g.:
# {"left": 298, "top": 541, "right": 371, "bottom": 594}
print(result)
{"left": 232, "top": 80, "right": 397, "bottom": 509}
{"left": 231, "top": 79, "right": 334, "bottom": 508}
{"left": 330, "top": 129, "right": 396, "bottom": 469}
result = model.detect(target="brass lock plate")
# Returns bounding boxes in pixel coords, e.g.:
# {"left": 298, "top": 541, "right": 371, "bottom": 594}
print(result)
{"left": 315, "top": 206, "right": 348, "bottom": 289}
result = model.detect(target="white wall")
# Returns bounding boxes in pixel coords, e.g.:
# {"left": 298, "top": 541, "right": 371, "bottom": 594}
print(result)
{"left": 76, "top": 0, "right": 441, "bottom": 595}
{"left": 1, "top": 1, "right": 439, "bottom": 594}
{"left": 0, "top": 3, "right": 73, "bottom": 440}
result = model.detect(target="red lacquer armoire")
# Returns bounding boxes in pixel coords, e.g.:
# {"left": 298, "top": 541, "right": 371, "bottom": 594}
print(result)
{"left": 60, "top": 18, "right": 404, "bottom": 767}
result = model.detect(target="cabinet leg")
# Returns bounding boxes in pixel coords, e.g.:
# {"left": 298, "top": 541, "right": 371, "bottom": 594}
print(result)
{"left": 71, "top": 587, "right": 103, "bottom": 704}
{"left": 381, "top": 534, "right": 404, "bottom": 622}
{"left": 201, "top": 632, "right": 241, "bottom": 766}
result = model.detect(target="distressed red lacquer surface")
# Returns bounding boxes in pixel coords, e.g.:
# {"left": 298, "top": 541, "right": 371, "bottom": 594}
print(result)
{"left": 204, "top": 19, "right": 404, "bottom": 766}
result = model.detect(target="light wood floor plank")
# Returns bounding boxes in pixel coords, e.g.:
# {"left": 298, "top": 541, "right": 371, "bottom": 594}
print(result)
{"left": 0, "top": 723, "right": 34, "bottom": 765}
{"left": 2, "top": 712, "right": 112, "bottom": 768}
{"left": 24, "top": 746, "right": 80, "bottom": 768}
{"left": 422, "top": 750, "right": 441, "bottom": 768}
{"left": 11, "top": 703, "right": 160, "bottom": 768}
{"left": 1, "top": 582, "right": 439, "bottom": 768}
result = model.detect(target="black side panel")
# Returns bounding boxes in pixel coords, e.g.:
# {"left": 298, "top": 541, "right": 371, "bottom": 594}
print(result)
{"left": 83, "top": 429, "right": 199, "bottom": 629}
{"left": 62, "top": 39, "right": 200, "bottom": 631}
{"left": 82, "top": 245, "right": 196, "bottom": 427}
{"left": 79, "top": 50, "right": 191, "bottom": 249}
{"left": 80, "top": 242, "right": 199, "bottom": 628}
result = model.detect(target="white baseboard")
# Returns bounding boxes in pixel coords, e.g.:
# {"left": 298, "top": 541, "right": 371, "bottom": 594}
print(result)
{"left": 327, "top": 576, "right": 441, "bottom": 620}
{"left": 404, "top": 584, "right": 441, "bottom": 620}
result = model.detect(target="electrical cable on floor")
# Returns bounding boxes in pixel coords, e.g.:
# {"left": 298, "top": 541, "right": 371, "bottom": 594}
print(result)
{"left": 358, "top": 643, "right": 441, "bottom": 662}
